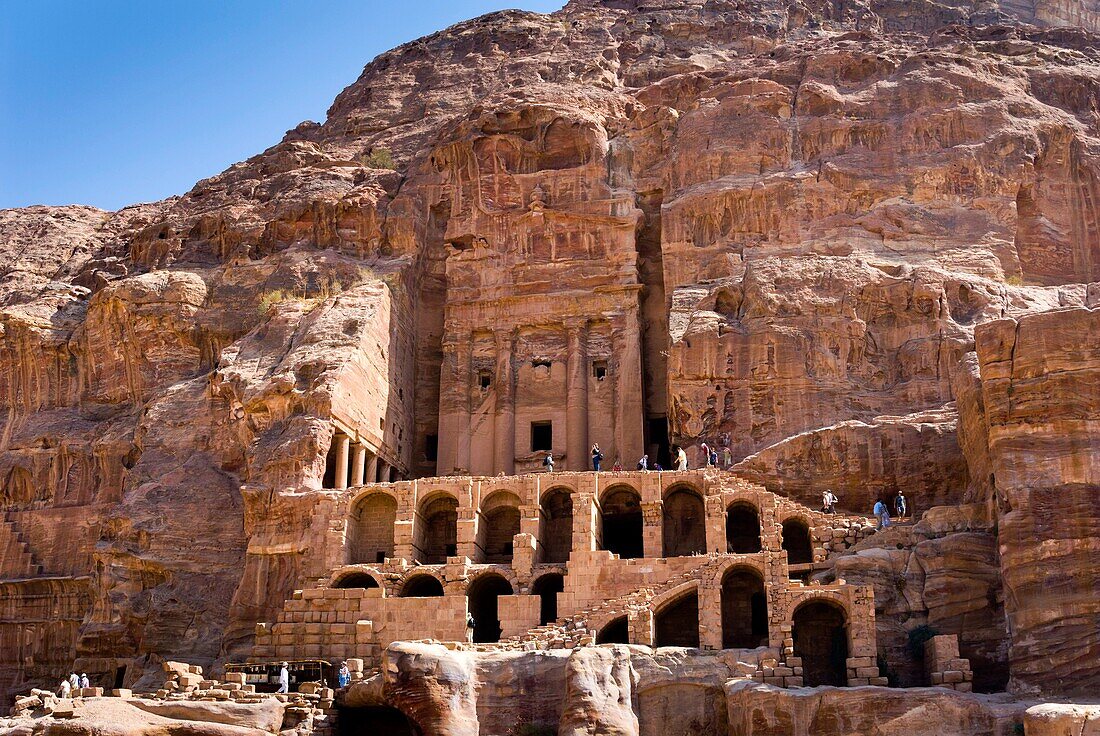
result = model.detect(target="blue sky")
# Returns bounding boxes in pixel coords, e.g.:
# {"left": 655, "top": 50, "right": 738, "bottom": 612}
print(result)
{"left": 0, "top": 1, "right": 563, "bottom": 211}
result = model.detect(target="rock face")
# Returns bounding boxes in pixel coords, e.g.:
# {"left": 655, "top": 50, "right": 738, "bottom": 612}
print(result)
{"left": 2, "top": 0, "right": 1100, "bottom": 722}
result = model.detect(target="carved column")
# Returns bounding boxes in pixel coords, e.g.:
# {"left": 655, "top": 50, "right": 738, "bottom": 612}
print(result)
{"left": 566, "top": 319, "right": 589, "bottom": 471}
{"left": 494, "top": 329, "right": 516, "bottom": 476}
{"left": 612, "top": 298, "right": 646, "bottom": 469}
{"left": 351, "top": 444, "right": 367, "bottom": 486}
{"left": 366, "top": 453, "right": 379, "bottom": 485}
{"left": 642, "top": 500, "right": 663, "bottom": 558}
{"left": 334, "top": 433, "right": 350, "bottom": 490}
{"left": 438, "top": 332, "right": 473, "bottom": 474}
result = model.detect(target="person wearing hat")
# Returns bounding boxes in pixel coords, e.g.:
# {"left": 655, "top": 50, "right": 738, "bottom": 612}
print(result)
{"left": 338, "top": 661, "right": 350, "bottom": 688}
{"left": 277, "top": 662, "right": 290, "bottom": 693}
{"left": 79, "top": 673, "right": 89, "bottom": 689}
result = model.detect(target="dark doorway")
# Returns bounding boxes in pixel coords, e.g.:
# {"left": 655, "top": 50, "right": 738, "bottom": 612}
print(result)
{"left": 478, "top": 492, "right": 521, "bottom": 564}
{"left": 647, "top": 416, "right": 671, "bottom": 470}
{"left": 349, "top": 494, "right": 396, "bottom": 565}
{"left": 793, "top": 600, "right": 848, "bottom": 686}
{"left": 401, "top": 575, "right": 444, "bottom": 597}
{"left": 662, "top": 488, "right": 706, "bottom": 557}
{"left": 540, "top": 489, "right": 573, "bottom": 563}
{"left": 531, "top": 421, "right": 553, "bottom": 452}
{"left": 418, "top": 495, "right": 458, "bottom": 564}
{"left": 334, "top": 573, "right": 379, "bottom": 590}
{"left": 781, "top": 519, "right": 813, "bottom": 565}
{"left": 532, "top": 573, "right": 564, "bottom": 625}
{"left": 654, "top": 592, "right": 700, "bottom": 648}
{"left": 720, "top": 568, "right": 767, "bottom": 649}
{"left": 600, "top": 488, "right": 644, "bottom": 559}
{"left": 467, "top": 574, "right": 513, "bottom": 643}
{"left": 726, "top": 503, "right": 761, "bottom": 554}
{"left": 596, "top": 616, "right": 629, "bottom": 644}
{"left": 338, "top": 705, "right": 421, "bottom": 736}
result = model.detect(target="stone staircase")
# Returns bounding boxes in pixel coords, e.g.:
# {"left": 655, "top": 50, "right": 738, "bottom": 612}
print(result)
{"left": 0, "top": 512, "right": 43, "bottom": 580}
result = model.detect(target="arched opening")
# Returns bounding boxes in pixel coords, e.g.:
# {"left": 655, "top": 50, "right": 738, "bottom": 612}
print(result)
{"left": 725, "top": 503, "right": 761, "bottom": 554}
{"left": 654, "top": 591, "right": 700, "bottom": 648}
{"left": 531, "top": 573, "right": 564, "bottom": 625}
{"left": 596, "top": 616, "right": 630, "bottom": 645}
{"left": 781, "top": 518, "right": 813, "bottom": 565}
{"left": 599, "top": 487, "right": 643, "bottom": 559}
{"left": 417, "top": 494, "right": 458, "bottom": 564}
{"left": 539, "top": 488, "right": 573, "bottom": 563}
{"left": 333, "top": 572, "right": 380, "bottom": 590}
{"left": 467, "top": 574, "right": 513, "bottom": 643}
{"left": 792, "top": 600, "right": 849, "bottom": 686}
{"left": 401, "top": 575, "right": 444, "bottom": 598}
{"left": 348, "top": 493, "right": 396, "bottom": 564}
{"left": 720, "top": 567, "right": 768, "bottom": 649}
{"left": 662, "top": 487, "right": 706, "bottom": 557}
{"left": 337, "top": 705, "right": 421, "bottom": 736}
{"left": 477, "top": 491, "right": 521, "bottom": 564}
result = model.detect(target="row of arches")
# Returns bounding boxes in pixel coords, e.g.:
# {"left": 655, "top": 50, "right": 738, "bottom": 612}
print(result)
{"left": 347, "top": 487, "right": 816, "bottom": 566}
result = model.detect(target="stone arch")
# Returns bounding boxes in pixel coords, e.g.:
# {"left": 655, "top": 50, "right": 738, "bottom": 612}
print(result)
{"left": 416, "top": 492, "right": 459, "bottom": 564}
{"left": 654, "top": 588, "right": 700, "bottom": 648}
{"left": 725, "top": 501, "right": 761, "bottom": 554}
{"left": 348, "top": 490, "right": 397, "bottom": 565}
{"left": 662, "top": 485, "right": 706, "bottom": 557}
{"left": 599, "top": 485, "right": 643, "bottom": 559}
{"left": 781, "top": 516, "right": 813, "bottom": 564}
{"left": 477, "top": 490, "right": 521, "bottom": 564}
{"left": 539, "top": 487, "right": 573, "bottom": 563}
{"left": 792, "top": 598, "right": 849, "bottom": 686}
{"left": 596, "top": 616, "right": 629, "bottom": 645}
{"left": 401, "top": 574, "right": 445, "bottom": 598}
{"left": 332, "top": 571, "right": 381, "bottom": 590}
{"left": 531, "top": 572, "right": 564, "bottom": 625}
{"left": 720, "top": 566, "right": 767, "bottom": 649}
{"left": 467, "top": 572, "right": 513, "bottom": 643}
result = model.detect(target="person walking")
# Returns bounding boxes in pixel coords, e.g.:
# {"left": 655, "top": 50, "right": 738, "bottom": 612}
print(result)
{"left": 822, "top": 489, "right": 837, "bottom": 514}
{"left": 79, "top": 673, "right": 89, "bottom": 690}
{"left": 637, "top": 454, "right": 648, "bottom": 471}
{"left": 709, "top": 448, "right": 719, "bottom": 468}
{"left": 591, "top": 444, "right": 603, "bottom": 472}
{"left": 68, "top": 672, "right": 79, "bottom": 692}
{"left": 543, "top": 451, "right": 554, "bottom": 472}
{"left": 277, "top": 662, "right": 290, "bottom": 694}
{"left": 675, "top": 446, "right": 688, "bottom": 471}
{"left": 58, "top": 677, "right": 71, "bottom": 699}
{"left": 873, "top": 499, "right": 891, "bottom": 530}
{"left": 701, "top": 442, "right": 711, "bottom": 466}
{"left": 894, "top": 491, "right": 907, "bottom": 521}
{"left": 722, "top": 446, "right": 732, "bottom": 469}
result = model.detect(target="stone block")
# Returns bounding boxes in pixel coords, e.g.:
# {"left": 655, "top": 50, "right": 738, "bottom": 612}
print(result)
{"left": 943, "top": 670, "right": 965, "bottom": 684}
{"left": 110, "top": 689, "right": 132, "bottom": 698}
{"left": 855, "top": 666, "right": 879, "bottom": 678}
{"left": 80, "top": 687, "right": 104, "bottom": 697}
{"left": 224, "top": 672, "right": 246, "bottom": 685}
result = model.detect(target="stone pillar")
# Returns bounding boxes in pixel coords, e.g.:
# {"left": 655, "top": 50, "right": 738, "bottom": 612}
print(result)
{"left": 351, "top": 444, "right": 367, "bottom": 487}
{"left": 438, "top": 333, "right": 472, "bottom": 474}
{"left": 572, "top": 493, "right": 598, "bottom": 553}
{"left": 699, "top": 570, "right": 723, "bottom": 650}
{"left": 565, "top": 319, "right": 589, "bottom": 471}
{"left": 519, "top": 503, "right": 541, "bottom": 561}
{"left": 705, "top": 495, "right": 727, "bottom": 554}
{"left": 642, "top": 500, "right": 663, "bottom": 558}
{"left": 334, "top": 433, "right": 350, "bottom": 490}
{"left": 613, "top": 298, "right": 646, "bottom": 469}
{"left": 494, "top": 329, "right": 516, "bottom": 476}
{"left": 377, "top": 461, "right": 390, "bottom": 484}
{"left": 366, "top": 453, "right": 379, "bottom": 486}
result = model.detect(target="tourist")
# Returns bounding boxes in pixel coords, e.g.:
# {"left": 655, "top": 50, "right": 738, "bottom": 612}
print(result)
{"left": 338, "top": 661, "right": 350, "bottom": 688}
{"left": 873, "top": 499, "right": 891, "bottom": 530}
{"left": 709, "top": 448, "right": 719, "bottom": 468}
{"left": 79, "top": 673, "right": 89, "bottom": 689}
{"left": 822, "top": 489, "right": 837, "bottom": 514}
{"left": 675, "top": 446, "right": 688, "bottom": 471}
{"left": 722, "top": 446, "right": 732, "bottom": 469}
{"left": 68, "top": 672, "right": 79, "bottom": 692}
{"left": 612, "top": 459, "right": 622, "bottom": 472}
{"left": 466, "top": 613, "right": 476, "bottom": 643}
{"left": 637, "top": 454, "right": 648, "bottom": 471}
{"left": 894, "top": 491, "right": 907, "bottom": 521}
{"left": 653, "top": 462, "right": 663, "bottom": 471}
{"left": 277, "top": 662, "right": 290, "bottom": 694}
{"left": 701, "top": 442, "right": 711, "bottom": 466}
{"left": 591, "top": 443, "right": 603, "bottom": 472}
{"left": 543, "top": 452, "right": 554, "bottom": 472}
{"left": 57, "top": 677, "right": 71, "bottom": 699}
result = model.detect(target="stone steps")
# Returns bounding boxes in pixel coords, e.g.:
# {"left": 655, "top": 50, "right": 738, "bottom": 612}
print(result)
{"left": 0, "top": 512, "right": 43, "bottom": 579}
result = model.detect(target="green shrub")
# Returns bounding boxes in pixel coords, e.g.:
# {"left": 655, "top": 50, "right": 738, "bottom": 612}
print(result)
{"left": 365, "top": 147, "right": 396, "bottom": 170}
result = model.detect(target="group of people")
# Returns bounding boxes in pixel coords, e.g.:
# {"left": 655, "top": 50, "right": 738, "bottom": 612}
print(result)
{"left": 821, "top": 488, "right": 909, "bottom": 529}
{"left": 543, "top": 442, "right": 734, "bottom": 473}
{"left": 55, "top": 671, "right": 90, "bottom": 698}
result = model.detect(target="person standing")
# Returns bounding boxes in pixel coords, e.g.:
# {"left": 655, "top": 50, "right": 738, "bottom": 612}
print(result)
{"left": 79, "top": 673, "right": 89, "bottom": 690}
{"left": 894, "top": 491, "right": 907, "bottom": 521}
{"left": 543, "top": 451, "right": 554, "bottom": 473}
{"left": 709, "top": 448, "right": 719, "bottom": 468}
{"left": 873, "top": 499, "right": 891, "bottom": 530}
{"left": 466, "top": 613, "right": 476, "bottom": 643}
{"left": 68, "top": 672, "right": 79, "bottom": 692}
{"left": 58, "top": 678, "right": 72, "bottom": 699}
{"left": 591, "top": 443, "right": 603, "bottom": 472}
{"left": 722, "top": 446, "right": 732, "bottom": 469}
{"left": 277, "top": 662, "right": 290, "bottom": 694}
{"left": 701, "top": 442, "right": 711, "bottom": 466}
{"left": 637, "top": 454, "right": 648, "bottom": 471}
{"left": 822, "top": 489, "right": 837, "bottom": 514}
{"left": 338, "top": 662, "right": 350, "bottom": 688}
